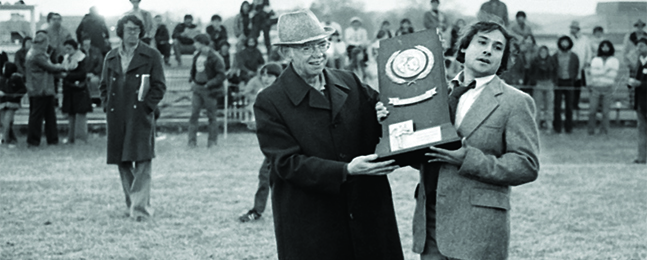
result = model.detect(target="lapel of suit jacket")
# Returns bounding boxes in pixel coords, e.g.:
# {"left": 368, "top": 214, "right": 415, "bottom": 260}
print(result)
{"left": 457, "top": 76, "right": 503, "bottom": 139}
{"left": 324, "top": 70, "right": 350, "bottom": 121}
{"left": 282, "top": 64, "right": 330, "bottom": 110}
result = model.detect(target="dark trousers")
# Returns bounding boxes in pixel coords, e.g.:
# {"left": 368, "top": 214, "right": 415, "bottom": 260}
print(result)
{"left": 251, "top": 25, "right": 272, "bottom": 55}
{"left": 27, "top": 96, "right": 59, "bottom": 146}
{"left": 118, "top": 160, "right": 154, "bottom": 219}
{"left": 573, "top": 70, "right": 586, "bottom": 109}
{"left": 0, "top": 108, "right": 18, "bottom": 144}
{"left": 420, "top": 163, "right": 459, "bottom": 260}
{"left": 252, "top": 158, "right": 271, "bottom": 214}
{"left": 188, "top": 89, "right": 218, "bottom": 146}
{"left": 156, "top": 42, "right": 171, "bottom": 64}
{"left": 553, "top": 79, "right": 574, "bottom": 133}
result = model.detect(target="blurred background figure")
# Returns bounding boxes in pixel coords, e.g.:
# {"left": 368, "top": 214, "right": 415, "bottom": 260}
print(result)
{"left": 589, "top": 26, "right": 606, "bottom": 58}
{"left": 623, "top": 19, "right": 647, "bottom": 79}
{"left": 234, "top": 37, "right": 265, "bottom": 86}
{"left": 188, "top": 34, "right": 226, "bottom": 148}
{"left": 237, "top": 63, "right": 281, "bottom": 126}
{"left": 237, "top": 62, "right": 281, "bottom": 222}
{"left": 344, "top": 17, "right": 368, "bottom": 58}
{"left": 25, "top": 31, "right": 65, "bottom": 147}
{"left": 587, "top": 40, "right": 619, "bottom": 135}
{"left": 346, "top": 46, "right": 370, "bottom": 85}
{"left": 377, "top": 20, "right": 393, "bottom": 39}
{"left": 219, "top": 41, "right": 232, "bottom": 71}
{"left": 233, "top": 1, "right": 253, "bottom": 51}
{"left": 568, "top": 20, "right": 592, "bottom": 110}
{"left": 627, "top": 38, "right": 647, "bottom": 164}
{"left": 124, "top": 0, "right": 154, "bottom": 44}
{"left": 0, "top": 62, "right": 26, "bottom": 148}
{"left": 76, "top": 7, "right": 111, "bottom": 56}
{"left": 445, "top": 19, "right": 465, "bottom": 57}
{"left": 326, "top": 30, "right": 346, "bottom": 69}
{"left": 552, "top": 35, "right": 579, "bottom": 134}
{"left": 529, "top": 45, "right": 556, "bottom": 134}
{"left": 250, "top": 0, "right": 277, "bottom": 55}
{"left": 14, "top": 37, "right": 32, "bottom": 75}
{"left": 45, "top": 12, "right": 73, "bottom": 63}
{"left": 206, "top": 14, "right": 228, "bottom": 52}
{"left": 500, "top": 40, "right": 526, "bottom": 89}
{"left": 395, "top": 18, "right": 414, "bottom": 36}
{"left": 153, "top": 15, "right": 171, "bottom": 66}
{"left": 520, "top": 34, "right": 537, "bottom": 91}
{"left": 171, "top": 14, "right": 199, "bottom": 67}
{"left": 509, "top": 11, "right": 533, "bottom": 43}
{"left": 477, "top": 0, "right": 509, "bottom": 27}
{"left": 320, "top": 13, "right": 343, "bottom": 38}
{"left": 60, "top": 39, "right": 93, "bottom": 144}
{"left": 81, "top": 37, "right": 103, "bottom": 107}
{"left": 423, "top": 0, "right": 447, "bottom": 33}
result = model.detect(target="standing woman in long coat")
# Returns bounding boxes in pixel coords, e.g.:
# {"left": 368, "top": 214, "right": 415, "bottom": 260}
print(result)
{"left": 100, "top": 15, "right": 166, "bottom": 221}
{"left": 61, "top": 39, "right": 93, "bottom": 143}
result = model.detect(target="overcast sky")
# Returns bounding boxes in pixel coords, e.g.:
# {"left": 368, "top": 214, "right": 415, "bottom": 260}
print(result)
{"left": 8, "top": 0, "right": 601, "bottom": 21}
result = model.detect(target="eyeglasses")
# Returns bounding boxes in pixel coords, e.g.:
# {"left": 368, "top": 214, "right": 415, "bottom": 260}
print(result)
{"left": 295, "top": 41, "right": 330, "bottom": 56}
{"left": 125, "top": 27, "right": 141, "bottom": 34}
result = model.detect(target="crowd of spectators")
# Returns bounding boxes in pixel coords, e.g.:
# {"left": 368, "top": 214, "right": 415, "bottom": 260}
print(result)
{"left": 0, "top": 0, "right": 645, "bottom": 156}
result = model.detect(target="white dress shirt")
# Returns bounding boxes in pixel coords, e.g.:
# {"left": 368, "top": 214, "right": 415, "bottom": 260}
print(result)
{"left": 450, "top": 72, "right": 496, "bottom": 128}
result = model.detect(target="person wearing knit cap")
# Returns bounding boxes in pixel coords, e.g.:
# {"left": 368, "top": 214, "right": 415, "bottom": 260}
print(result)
{"left": 25, "top": 31, "right": 65, "bottom": 147}
{"left": 187, "top": 33, "right": 226, "bottom": 148}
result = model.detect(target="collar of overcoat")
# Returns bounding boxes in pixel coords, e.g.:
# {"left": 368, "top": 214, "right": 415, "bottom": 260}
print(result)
{"left": 456, "top": 75, "right": 503, "bottom": 139}
{"left": 105, "top": 42, "right": 153, "bottom": 75}
{"left": 280, "top": 64, "right": 350, "bottom": 120}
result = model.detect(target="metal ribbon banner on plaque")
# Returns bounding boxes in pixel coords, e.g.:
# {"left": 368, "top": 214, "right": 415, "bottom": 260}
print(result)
{"left": 385, "top": 45, "right": 434, "bottom": 86}
{"left": 388, "top": 87, "right": 437, "bottom": 106}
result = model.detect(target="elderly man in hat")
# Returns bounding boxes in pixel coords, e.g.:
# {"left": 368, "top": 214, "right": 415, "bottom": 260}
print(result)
{"left": 253, "top": 10, "right": 404, "bottom": 260}
{"left": 568, "top": 20, "right": 592, "bottom": 110}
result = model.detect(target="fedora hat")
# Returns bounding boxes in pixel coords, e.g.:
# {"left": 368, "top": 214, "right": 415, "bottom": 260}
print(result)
{"left": 273, "top": 10, "right": 335, "bottom": 46}
{"left": 635, "top": 19, "right": 646, "bottom": 28}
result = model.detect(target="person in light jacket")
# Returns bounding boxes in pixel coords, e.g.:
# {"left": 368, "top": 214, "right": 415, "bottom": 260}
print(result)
{"left": 587, "top": 40, "right": 619, "bottom": 135}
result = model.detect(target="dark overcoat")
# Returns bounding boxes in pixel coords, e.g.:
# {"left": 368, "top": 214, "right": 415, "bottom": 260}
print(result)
{"left": 62, "top": 57, "right": 93, "bottom": 114}
{"left": 100, "top": 43, "right": 166, "bottom": 164}
{"left": 254, "top": 65, "right": 404, "bottom": 260}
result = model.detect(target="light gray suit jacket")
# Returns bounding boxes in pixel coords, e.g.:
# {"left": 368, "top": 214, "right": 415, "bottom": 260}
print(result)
{"left": 412, "top": 76, "right": 540, "bottom": 260}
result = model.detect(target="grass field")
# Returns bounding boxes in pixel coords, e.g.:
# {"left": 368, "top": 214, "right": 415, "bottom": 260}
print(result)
{"left": 1, "top": 126, "right": 646, "bottom": 260}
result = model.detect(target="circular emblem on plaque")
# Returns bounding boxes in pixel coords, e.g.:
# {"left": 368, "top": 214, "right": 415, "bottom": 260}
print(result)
{"left": 386, "top": 45, "right": 434, "bottom": 85}
{"left": 392, "top": 49, "right": 426, "bottom": 78}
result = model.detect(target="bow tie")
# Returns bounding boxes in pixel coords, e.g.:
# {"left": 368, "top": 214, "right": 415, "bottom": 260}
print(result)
{"left": 448, "top": 81, "right": 476, "bottom": 124}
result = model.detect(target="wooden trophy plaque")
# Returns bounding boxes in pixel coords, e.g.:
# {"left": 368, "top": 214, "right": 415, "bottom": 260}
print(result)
{"left": 374, "top": 29, "right": 461, "bottom": 166}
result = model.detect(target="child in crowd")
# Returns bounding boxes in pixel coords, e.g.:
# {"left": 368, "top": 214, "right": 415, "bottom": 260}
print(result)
{"left": 0, "top": 62, "right": 27, "bottom": 148}
{"left": 529, "top": 45, "right": 556, "bottom": 132}
{"left": 238, "top": 63, "right": 282, "bottom": 126}
{"left": 395, "top": 18, "right": 414, "bottom": 36}
{"left": 238, "top": 62, "right": 282, "bottom": 222}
